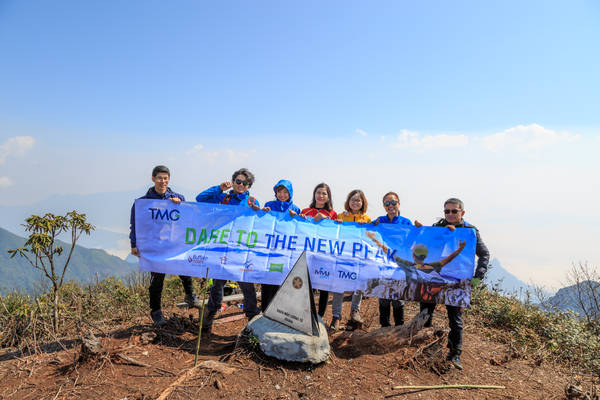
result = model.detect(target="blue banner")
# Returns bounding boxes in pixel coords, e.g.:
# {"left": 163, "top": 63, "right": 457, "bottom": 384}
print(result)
{"left": 135, "top": 199, "right": 476, "bottom": 307}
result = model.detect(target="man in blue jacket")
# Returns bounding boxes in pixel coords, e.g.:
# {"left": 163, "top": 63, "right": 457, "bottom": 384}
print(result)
{"left": 130, "top": 165, "right": 201, "bottom": 327}
{"left": 196, "top": 168, "right": 261, "bottom": 335}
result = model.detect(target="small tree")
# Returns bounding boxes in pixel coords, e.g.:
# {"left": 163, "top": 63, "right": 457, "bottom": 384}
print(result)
{"left": 565, "top": 262, "right": 600, "bottom": 329}
{"left": 8, "top": 211, "right": 94, "bottom": 332}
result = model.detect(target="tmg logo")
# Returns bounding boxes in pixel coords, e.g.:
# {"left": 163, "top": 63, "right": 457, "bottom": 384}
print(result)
{"left": 337, "top": 270, "right": 357, "bottom": 280}
{"left": 148, "top": 208, "right": 180, "bottom": 221}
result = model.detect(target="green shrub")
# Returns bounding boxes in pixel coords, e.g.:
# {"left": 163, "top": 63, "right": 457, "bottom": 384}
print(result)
{"left": 469, "top": 285, "right": 600, "bottom": 375}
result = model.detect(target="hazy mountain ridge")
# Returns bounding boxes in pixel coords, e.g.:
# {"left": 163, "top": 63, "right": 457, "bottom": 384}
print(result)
{"left": 484, "top": 258, "right": 544, "bottom": 299}
{"left": 0, "top": 227, "right": 137, "bottom": 295}
{"left": 546, "top": 280, "right": 600, "bottom": 317}
{"left": 0, "top": 187, "right": 201, "bottom": 256}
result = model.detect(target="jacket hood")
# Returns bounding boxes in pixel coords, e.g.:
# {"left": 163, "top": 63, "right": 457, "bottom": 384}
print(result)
{"left": 273, "top": 179, "right": 294, "bottom": 202}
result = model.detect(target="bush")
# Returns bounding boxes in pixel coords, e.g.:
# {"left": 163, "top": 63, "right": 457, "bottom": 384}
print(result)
{"left": 469, "top": 285, "right": 600, "bottom": 375}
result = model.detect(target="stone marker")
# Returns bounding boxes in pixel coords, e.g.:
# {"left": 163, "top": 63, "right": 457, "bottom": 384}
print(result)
{"left": 263, "top": 251, "right": 319, "bottom": 336}
{"left": 246, "top": 314, "right": 330, "bottom": 364}
{"left": 246, "top": 251, "right": 330, "bottom": 363}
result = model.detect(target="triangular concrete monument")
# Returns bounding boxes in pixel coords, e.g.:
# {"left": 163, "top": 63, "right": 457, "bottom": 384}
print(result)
{"left": 263, "top": 251, "right": 320, "bottom": 336}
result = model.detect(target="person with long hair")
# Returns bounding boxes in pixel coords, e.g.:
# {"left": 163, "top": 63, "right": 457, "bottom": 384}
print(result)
{"left": 331, "top": 189, "right": 372, "bottom": 330}
{"left": 301, "top": 183, "right": 338, "bottom": 319}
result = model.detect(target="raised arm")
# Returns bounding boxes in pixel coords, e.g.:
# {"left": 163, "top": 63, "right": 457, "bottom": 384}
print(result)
{"left": 195, "top": 185, "right": 222, "bottom": 203}
{"left": 366, "top": 231, "right": 412, "bottom": 266}
{"left": 366, "top": 231, "right": 387, "bottom": 253}
{"left": 438, "top": 240, "right": 466, "bottom": 267}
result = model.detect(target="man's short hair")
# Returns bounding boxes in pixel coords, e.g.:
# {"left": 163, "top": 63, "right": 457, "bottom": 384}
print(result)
{"left": 444, "top": 197, "right": 464, "bottom": 210}
{"left": 231, "top": 168, "right": 255, "bottom": 187}
{"left": 152, "top": 165, "right": 170, "bottom": 177}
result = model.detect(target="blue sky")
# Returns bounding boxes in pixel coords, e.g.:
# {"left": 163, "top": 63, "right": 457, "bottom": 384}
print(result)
{"left": 1, "top": 1, "right": 599, "bottom": 287}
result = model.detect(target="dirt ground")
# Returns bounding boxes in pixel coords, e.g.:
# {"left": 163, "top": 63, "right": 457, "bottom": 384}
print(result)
{"left": 1, "top": 297, "right": 597, "bottom": 399}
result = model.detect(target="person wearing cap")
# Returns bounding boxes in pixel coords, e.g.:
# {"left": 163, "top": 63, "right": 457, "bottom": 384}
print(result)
{"left": 129, "top": 165, "right": 201, "bottom": 327}
{"left": 368, "top": 231, "right": 465, "bottom": 299}
{"left": 415, "top": 197, "right": 490, "bottom": 370}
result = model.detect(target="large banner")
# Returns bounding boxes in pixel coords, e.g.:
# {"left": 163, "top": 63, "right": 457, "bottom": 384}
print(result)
{"left": 136, "top": 199, "right": 477, "bottom": 307}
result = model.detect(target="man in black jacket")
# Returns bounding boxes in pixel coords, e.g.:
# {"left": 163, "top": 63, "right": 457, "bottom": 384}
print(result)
{"left": 418, "top": 197, "right": 490, "bottom": 370}
{"left": 130, "top": 165, "right": 201, "bottom": 327}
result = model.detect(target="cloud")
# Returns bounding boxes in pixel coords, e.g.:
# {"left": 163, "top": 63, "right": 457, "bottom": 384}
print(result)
{"left": 0, "top": 136, "right": 35, "bottom": 164}
{"left": 185, "top": 144, "right": 204, "bottom": 155}
{"left": 181, "top": 144, "right": 255, "bottom": 165}
{"left": 0, "top": 176, "right": 12, "bottom": 188}
{"left": 356, "top": 129, "right": 368, "bottom": 137}
{"left": 393, "top": 130, "right": 469, "bottom": 149}
{"left": 225, "top": 148, "right": 255, "bottom": 163}
{"left": 481, "top": 124, "right": 580, "bottom": 152}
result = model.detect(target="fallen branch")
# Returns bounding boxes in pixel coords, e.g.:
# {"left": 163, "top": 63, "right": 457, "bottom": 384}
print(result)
{"left": 157, "top": 365, "right": 200, "bottom": 400}
{"left": 156, "top": 360, "right": 235, "bottom": 400}
{"left": 335, "top": 310, "right": 432, "bottom": 356}
{"left": 393, "top": 384, "right": 506, "bottom": 390}
{"left": 115, "top": 353, "right": 150, "bottom": 368}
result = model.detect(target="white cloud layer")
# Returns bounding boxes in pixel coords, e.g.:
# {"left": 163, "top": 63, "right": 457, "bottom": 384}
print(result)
{"left": 0, "top": 136, "right": 35, "bottom": 164}
{"left": 481, "top": 124, "right": 580, "bottom": 152}
{"left": 356, "top": 128, "right": 368, "bottom": 137}
{"left": 393, "top": 130, "right": 469, "bottom": 149}
{"left": 185, "top": 144, "right": 204, "bottom": 155}
{"left": 181, "top": 144, "right": 254, "bottom": 165}
{"left": 0, "top": 177, "right": 12, "bottom": 188}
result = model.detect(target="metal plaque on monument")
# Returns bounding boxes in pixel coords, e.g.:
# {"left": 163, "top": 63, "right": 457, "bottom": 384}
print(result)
{"left": 263, "top": 251, "right": 320, "bottom": 336}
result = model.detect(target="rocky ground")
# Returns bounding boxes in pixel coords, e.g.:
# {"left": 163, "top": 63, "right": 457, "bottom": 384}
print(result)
{"left": 0, "top": 297, "right": 597, "bottom": 399}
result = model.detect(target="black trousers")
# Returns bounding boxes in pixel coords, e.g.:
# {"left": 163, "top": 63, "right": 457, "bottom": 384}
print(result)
{"left": 318, "top": 290, "right": 329, "bottom": 317}
{"left": 420, "top": 302, "right": 463, "bottom": 355}
{"left": 149, "top": 272, "right": 194, "bottom": 312}
{"left": 261, "top": 284, "right": 279, "bottom": 312}
{"left": 378, "top": 298, "right": 404, "bottom": 326}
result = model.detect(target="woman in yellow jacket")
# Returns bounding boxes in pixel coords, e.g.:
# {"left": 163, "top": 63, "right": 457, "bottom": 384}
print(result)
{"left": 330, "top": 190, "right": 371, "bottom": 331}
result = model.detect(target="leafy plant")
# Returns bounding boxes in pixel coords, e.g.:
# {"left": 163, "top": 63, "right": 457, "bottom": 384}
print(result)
{"left": 8, "top": 211, "right": 94, "bottom": 332}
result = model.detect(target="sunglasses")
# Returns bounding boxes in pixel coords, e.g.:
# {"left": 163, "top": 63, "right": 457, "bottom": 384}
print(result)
{"left": 383, "top": 200, "right": 398, "bottom": 207}
{"left": 444, "top": 209, "right": 461, "bottom": 214}
{"left": 234, "top": 179, "right": 250, "bottom": 186}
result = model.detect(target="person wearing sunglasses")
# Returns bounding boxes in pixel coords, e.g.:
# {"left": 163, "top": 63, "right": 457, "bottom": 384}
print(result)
{"left": 416, "top": 197, "right": 490, "bottom": 370}
{"left": 195, "top": 168, "right": 261, "bottom": 209}
{"left": 372, "top": 192, "right": 413, "bottom": 328}
{"left": 195, "top": 168, "right": 262, "bottom": 336}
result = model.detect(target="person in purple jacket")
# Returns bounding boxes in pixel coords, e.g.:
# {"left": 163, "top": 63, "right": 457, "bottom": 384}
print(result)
{"left": 373, "top": 192, "right": 413, "bottom": 327}
{"left": 129, "top": 165, "right": 201, "bottom": 327}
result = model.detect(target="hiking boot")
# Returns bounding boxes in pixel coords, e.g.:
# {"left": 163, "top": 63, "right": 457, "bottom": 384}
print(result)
{"left": 350, "top": 309, "right": 363, "bottom": 324}
{"left": 151, "top": 310, "right": 167, "bottom": 327}
{"left": 184, "top": 293, "right": 203, "bottom": 308}
{"left": 448, "top": 353, "right": 463, "bottom": 370}
{"left": 329, "top": 317, "right": 340, "bottom": 333}
{"left": 201, "top": 308, "right": 216, "bottom": 329}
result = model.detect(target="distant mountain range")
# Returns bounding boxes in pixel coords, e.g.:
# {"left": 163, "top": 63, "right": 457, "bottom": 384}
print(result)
{"left": 484, "top": 258, "right": 547, "bottom": 300}
{"left": 0, "top": 187, "right": 201, "bottom": 259}
{"left": 546, "top": 281, "right": 600, "bottom": 317}
{"left": 0, "top": 227, "right": 138, "bottom": 295}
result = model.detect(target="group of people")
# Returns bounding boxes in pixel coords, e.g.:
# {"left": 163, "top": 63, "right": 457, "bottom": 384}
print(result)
{"left": 129, "top": 165, "right": 490, "bottom": 370}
